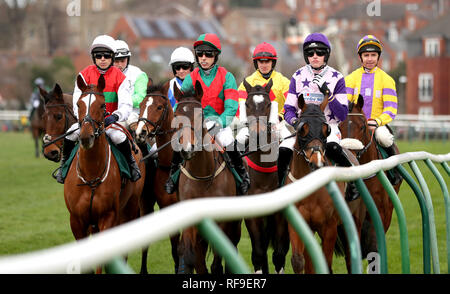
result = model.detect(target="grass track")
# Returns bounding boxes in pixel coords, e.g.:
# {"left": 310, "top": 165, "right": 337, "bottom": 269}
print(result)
{"left": 0, "top": 132, "right": 448, "bottom": 273}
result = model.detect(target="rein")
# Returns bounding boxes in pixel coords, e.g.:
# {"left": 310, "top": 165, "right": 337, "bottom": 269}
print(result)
{"left": 346, "top": 113, "right": 375, "bottom": 159}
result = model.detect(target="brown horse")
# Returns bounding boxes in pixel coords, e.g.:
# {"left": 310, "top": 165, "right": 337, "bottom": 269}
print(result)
{"left": 283, "top": 95, "right": 350, "bottom": 274}
{"left": 240, "top": 79, "right": 289, "bottom": 274}
{"left": 64, "top": 74, "right": 145, "bottom": 273}
{"left": 39, "top": 84, "right": 76, "bottom": 162}
{"left": 339, "top": 94, "right": 402, "bottom": 257}
{"left": 134, "top": 83, "right": 181, "bottom": 274}
{"left": 172, "top": 81, "right": 241, "bottom": 274}
{"left": 30, "top": 91, "right": 46, "bottom": 158}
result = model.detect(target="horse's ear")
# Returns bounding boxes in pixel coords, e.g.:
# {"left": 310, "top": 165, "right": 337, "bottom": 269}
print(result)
{"left": 243, "top": 78, "right": 252, "bottom": 94}
{"left": 162, "top": 79, "right": 170, "bottom": 96}
{"left": 54, "top": 83, "right": 63, "bottom": 100}
{"left": 320, "top": 93, "right": 329, "bottom": 113}
{"left": 173, "top": 83, "right": 183, "bottom": 101}
{"left": 265, "top": 78, "right": 273, "bottom": 93}
{"left": 298, "top": 94, "right": 305, "bottom": 111}
{"left": 38, "top": 86, "right": 49, "bottom": 103}
{"left": 357, "top": 94, "right": 364, "bottom": 110}
{"left": 194, "top": 80, "right": 203, "bottom": 102}
{"left": 97, "top": 74, "right": 105, "bottom": 92}
{"left": 77, "top": 74, "right": 87, "bottom": 92}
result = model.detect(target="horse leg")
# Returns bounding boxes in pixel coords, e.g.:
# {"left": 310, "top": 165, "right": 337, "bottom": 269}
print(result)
{"left": 170, "top": 233, "right": 181, "bottom": 274}
{"left": 223, "top": 220, "right": 242, "bottom": 274}
{"left": 317, "top": 221, "right": 338, "bottom": 274}
{"left": 195, "top": 235, "right": 209, "bottom": 274}
{"left": 271, "top": 212, "right": 290, "bottom": 274}
{"left": 139, "top": 188, "right": 156, "bottom": 274}
{"left": 245, "top": 217, "right": 268, "bottom": 274}
{"left": 178, "top": 228, "right": 197, "bottom": 274}
{"left": 288, "top": 223, "right": 305, "bottom": 274}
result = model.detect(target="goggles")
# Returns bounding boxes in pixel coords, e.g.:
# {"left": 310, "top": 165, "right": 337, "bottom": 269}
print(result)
{"left": 305, "top": 49, "right": 327, "bottom": 58}
{"left": 195, "top": 50, "right": 216, "bottom": 58}
{"left": 93, "top": 52, "right": 113, "bottom": 59}
{"left": 173, "top": 63, "right": 192, "bottom": 71}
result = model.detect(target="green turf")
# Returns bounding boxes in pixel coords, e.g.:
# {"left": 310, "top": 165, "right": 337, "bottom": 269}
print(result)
{"left": 0, "top": 132, "right": 448, "bottom": 273}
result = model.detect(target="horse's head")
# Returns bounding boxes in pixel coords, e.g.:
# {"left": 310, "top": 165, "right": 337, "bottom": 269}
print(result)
{"left": 339, "top": 94, "right": 367, "bottom": 152}
{"left": 241, "top": 79, "right": 276, "bottom": 142}
{"left": 40, "top": 83, "right": 74, "bottom": 162}
{"left": 135, "top": 82, "right": 172, "bottom": 144}
{"left": 173, "top": 80, "right": 204, "bottom": 161}
{"left": 76, "top": 74, "right": 106, "bottom": 149}
{"left": 295, "top": 94, "right": 330, "bottom": 171}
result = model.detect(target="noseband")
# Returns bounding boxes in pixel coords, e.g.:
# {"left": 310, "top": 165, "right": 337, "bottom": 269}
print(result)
{"left": 137, "top": 93, "right": 175, "bottom": 137}
{"left": 345, "top": 113, "right": 374, "bottom": 159}
{"left": 80, "top": 91, "right": 105, "bottom": 138}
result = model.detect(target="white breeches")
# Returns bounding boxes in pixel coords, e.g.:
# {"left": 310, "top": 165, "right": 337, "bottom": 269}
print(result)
{"left": 66, "top": 122, "right": 127, "bottom": 145}
{"left": 279, "top": 123, "right": 341, "bottom": 150}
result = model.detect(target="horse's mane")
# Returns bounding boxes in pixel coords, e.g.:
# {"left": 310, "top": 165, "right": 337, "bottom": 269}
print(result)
{"left": 147, "top": 82, "right": 167, "bottom": 95}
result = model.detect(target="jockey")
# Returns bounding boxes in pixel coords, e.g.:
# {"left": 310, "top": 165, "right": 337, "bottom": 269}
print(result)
{"left": 164, "top": 33, "right": 250, "bottom": 195}
{"left": 235, "top": 42, "right": 290, "bottom": 145}
{"left": 167, "top": 47, "right": 195, "bottom": 108}
{"left": 345, "top": 35, "right": 401, "bottom": 184}
{"left": 54, "top": 34, "right": 141, "bottom": 184}
{"left": 29, "top": 77, "right": 46, "bottom": 121}
{"left": 113, "top": 39, "right": 149, "bottom": 131}
{"left": 279, "top": 32, "right": 359, "bottom": 200}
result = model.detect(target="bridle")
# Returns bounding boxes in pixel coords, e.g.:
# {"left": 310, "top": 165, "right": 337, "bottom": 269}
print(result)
{"left": 293, "top": 113, "right": 329, "bottom": 167}
{"left": 345, "top": 112, "right": 375, "bottom": 159}
{"left": 43, "top": 101, "right": 77, "bottom": 152}
{"left": 79, "top": 91, "right": 106, "bottom": 138}
{"left": 137, "top": 93, "right": 175, "bottom": 137}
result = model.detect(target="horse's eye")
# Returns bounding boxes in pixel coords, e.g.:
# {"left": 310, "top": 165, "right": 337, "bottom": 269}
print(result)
{"left": 101, "top": 104, "right": 106, "bottom": 109}
{"left": 157, "top": 105, "right": 163, "bottom": 111}
{"left": 54, "top": 113, "right": 63, "bottom": 121}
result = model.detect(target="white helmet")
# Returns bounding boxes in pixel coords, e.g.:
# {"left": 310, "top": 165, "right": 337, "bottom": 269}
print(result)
{"left": 115, "top": 40, "right": 131, "bottom": 58}
{"left": 90, "top": 35, "right": 116, "bottom": 54}
{"left": 169, "top": 47, "right": 195, "bottom": 66}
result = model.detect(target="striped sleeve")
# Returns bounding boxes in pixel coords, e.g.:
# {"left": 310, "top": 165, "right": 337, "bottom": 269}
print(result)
{"left": 377, "top": 75, "right": 398, "bottom": 126}
{"left": 221, "top": 72, "right": 239, "bottom": 127}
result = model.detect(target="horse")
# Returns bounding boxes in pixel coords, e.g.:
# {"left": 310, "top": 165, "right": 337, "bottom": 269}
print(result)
{"left": 283, "top": 94, "right": 354, "bottom": 274}
{"left": 134, "top": 83, "right": 181, "bottom": 274}
{"left": 239, "top": 79, "right": 289, "bottom": 274}
{"left": 30, "top": 91, "right": 46, "bottom": 158}
{"left": 39, "top": 84, "right": 76, "bottom": 162}
{"left": 64, "top": 74, "right": 145, "bottom": 273}
{"left": 339, "top": 94, "right": 402, "bottom": 257}
{"left": 171, "top": 81, "right": 241, "bottom": 274}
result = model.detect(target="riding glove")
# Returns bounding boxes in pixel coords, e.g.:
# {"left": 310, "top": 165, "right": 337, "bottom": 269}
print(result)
{"left": 312, "top": 74, "right": 330, "bottom": 96}
{"left": 105, "top": 113, "right": 119, "bottom": 127}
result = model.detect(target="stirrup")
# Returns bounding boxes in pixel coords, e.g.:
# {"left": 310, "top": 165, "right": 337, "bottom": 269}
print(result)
{"left": 52, "top": 167, "right": 64, "bottom": 184}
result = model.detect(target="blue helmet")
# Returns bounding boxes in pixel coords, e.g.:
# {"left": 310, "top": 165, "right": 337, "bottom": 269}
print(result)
{"left": 303, "top": 33, "right": 331, "bottom": 64}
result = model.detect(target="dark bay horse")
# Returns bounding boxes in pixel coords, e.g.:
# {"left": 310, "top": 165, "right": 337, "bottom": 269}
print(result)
{"left": 134, "top": 83, "right": 180, "bottom": 274}
{"left": 283, "top": 95, "right": 350, "bottom": 273}
{"left": 339, "top": 94, "right": 402, "bottom": 257}
{"left": 64, "top": 74, "right": 145, "bottom": 273}
{"left": 240, "top": 79, "right": 289, "bottom": 274}
{"left": 30, "top": 91, "right": 45, "bottom": 158}
{"left": 39, "top": 84, "right": 76, "bottom": 162}
{"left": 172, "top": 81, "right": 241, "bottom": 274}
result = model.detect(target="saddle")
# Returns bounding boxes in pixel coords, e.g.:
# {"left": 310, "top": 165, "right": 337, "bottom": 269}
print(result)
{"left": 59, "top": 139, "right": 131, "bottom": 182}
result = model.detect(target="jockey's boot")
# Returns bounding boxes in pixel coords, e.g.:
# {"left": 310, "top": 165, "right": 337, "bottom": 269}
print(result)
{"left": 277, "top": 147, "right": 293, "bottom": 187}
{"left": 326, "top": 142, "right": 360, "bottom": 201}
{"left": 54, "top": 138, "right": 76, "bottom": 184}
{"left": 165, "top": 151, "right": 183, "bottom": 194}
{"left": 383, "top": 144, "right": 402, "bottom": 185}
{"left": 117, "top": 140, "right": 141, "bottom": 182}
{"left": 227, "top": 150, "right": 250, "bottom": 195}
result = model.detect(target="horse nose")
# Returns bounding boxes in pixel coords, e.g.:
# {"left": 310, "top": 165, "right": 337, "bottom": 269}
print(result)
{"left": 45, "top": 149, "right": 61, "bottom": 162}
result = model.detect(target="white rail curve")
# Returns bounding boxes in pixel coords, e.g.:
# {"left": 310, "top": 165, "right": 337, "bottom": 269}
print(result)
{"left": 0, "top": 151, "right": 448, "bottom": 273}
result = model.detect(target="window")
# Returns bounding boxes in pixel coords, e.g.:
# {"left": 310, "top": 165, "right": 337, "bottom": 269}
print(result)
{"left": 418, "top": 107, "right": 433, "bottom": 116}
{"left": 92, "top": 0, "right": 103, "bottom": 12}
{"left": 418, "top": 73, "right": 433, "bottom": 102}
{"left": 424, "top": 38, "right": 440, "bottom": 57}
